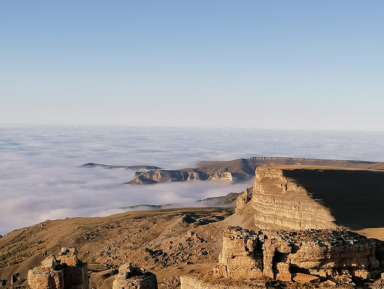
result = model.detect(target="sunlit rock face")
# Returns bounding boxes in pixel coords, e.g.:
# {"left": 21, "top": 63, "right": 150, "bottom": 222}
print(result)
{"left": 251, "top": 167, "right": 336, "bottom": 230}
{"left": 28, "top": 248, "right": 88, "bottom": 289}
{"left": 235, "top": 166, "right": 384, "bottom": 231}
{"left": 215, "top": 226, "right": 380, "bottom": 282}
{"left": 113, "top": 263, "right": 158, "bottom": 289}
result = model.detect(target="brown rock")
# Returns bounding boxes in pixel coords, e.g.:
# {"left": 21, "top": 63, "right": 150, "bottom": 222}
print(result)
{"left": 41, "top": 255, "right": 57, "bottom": 269}
{"left": 293, "top": 273, "right": 319, "bottom": 283}
{"left": 320, "top": 279, "right": 337, "bottom": 287}
{"left": 28, "top": 248, "right": 88, "bottom": 289}
{"left": 112, "top": 263, "right": 157, "bottom": 289}
{"left": 218, "top": 226, "right": 379, "bottom": 282}
{"left": 58, "top": 247, "right": 78, "bottom": 266}
{"left": 250, "top": 167, "right": 337, "bottom": 230}
{"left": 213, "top": 265, "right": 228, "bottom": 278}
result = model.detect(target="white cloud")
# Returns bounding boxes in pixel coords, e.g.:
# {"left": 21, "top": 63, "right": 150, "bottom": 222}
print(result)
{"left": 1, "top": 125, "right": 384, "bottom": 235}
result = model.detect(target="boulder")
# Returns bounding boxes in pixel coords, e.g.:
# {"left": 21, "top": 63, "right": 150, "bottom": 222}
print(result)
{"left": 113, "top": 263, "right": 157, "bottom": 289}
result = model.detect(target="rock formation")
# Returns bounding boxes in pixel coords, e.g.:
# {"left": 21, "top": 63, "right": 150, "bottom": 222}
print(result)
{"left": 81, "top": 163, "right": 162, "bottom": 170}
{"left": 128, "top": 169, "right": 232, "bottom": 184}
{"left": 128, "top": 157, "right": 384, "bottom": 184}
{"left": 181, "top": 226, "right": 384, "bottom": 288}
{"left": 215, "top": 226, "right": 380, "bottom": 282}
{"left": 113, "top": 263, "right": 157, "bottom": 289}
{"left": 236, "top": 166, "right": 384, "bottom": 230}
{"left": 28, "top": 247, "right": 88, "bottom": 289}
{"left": 250, "top": 167, "right": 337, "bottom": 230}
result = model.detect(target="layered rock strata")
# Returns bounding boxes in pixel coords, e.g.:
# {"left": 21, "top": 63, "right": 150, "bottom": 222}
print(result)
{"left": 236, "top": 166, "right": 384, "bottom": 230}
{"left": 129, "top": 170, "right": 232, "bottom": 184}
{"left": 128, "top": 157, "right": 384, "bottom": 184}
{"left": 113, "top": 263, "right": 157, "bottom": 289}
{"left": 251, "top": 167, "right": 337, "bottom": 230}
{"left": 214, "top": 227, "right": 380, "bottom": 282}
{"left": 28, "top": 247, "right": 88, "bottom": 289}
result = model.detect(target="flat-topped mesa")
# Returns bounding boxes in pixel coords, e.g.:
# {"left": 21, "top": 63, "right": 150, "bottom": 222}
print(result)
{"left": 128, "top": 157, "right": 384, "bottom": 185}
{"left": 214, "top": 226, "right": 381, "bottom": 283}
{"left": 129, "top": 169, "right": 232, "bottom": 184}
{"left": 237, "top": 166, "right": 384, "bottom": 231}
{"left": 28, "top": 247, "right": 88, "bottom": 289}
{"left": 251, "top": 167, "right": 336, "bottom": 230}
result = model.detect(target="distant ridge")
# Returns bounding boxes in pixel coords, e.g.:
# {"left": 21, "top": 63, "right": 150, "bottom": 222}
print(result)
{"left": 127, "top": 157, "right": 384, "bottom": 184}
{"left": 81, "top": 163, "right": 162, "bottom": 170}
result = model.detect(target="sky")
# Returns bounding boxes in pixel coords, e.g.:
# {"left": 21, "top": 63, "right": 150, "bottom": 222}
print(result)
{"left": 1, "top": 1, "right": 383, "bottom": 130}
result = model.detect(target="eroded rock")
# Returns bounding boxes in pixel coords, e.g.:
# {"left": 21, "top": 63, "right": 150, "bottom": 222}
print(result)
{"left": 28, "top": 247, "right": 88, "bottom": 289}
{"left": 113, "top": 263, "right": 157, "bottom": 289}
{"left": 215, "top": 226, "right": 380, "bottom": 282}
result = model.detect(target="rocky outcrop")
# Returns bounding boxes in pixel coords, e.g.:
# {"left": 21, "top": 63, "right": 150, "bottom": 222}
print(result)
{"left": 235, "top": 187, "right": 252, "bottom": 212}
{"left": 251, "top": 167, "right": 337, "bottom": 230}
{"left": 128, "top": 157, "right": 384, "bottom": 184}
{"left": 28, "top": 247, "right": 88, "bottom": 289}
{"left": 181, "top": 226, "right": 384, "bottom": 288}
{"left": 113, "top": 263, "right": 157, "bottom": 289}
{"left": 237, "top": 166, "right": 384, "bottom": 230}
{"left": 215, "top": 226, "right": 381, "bottom": 282}
{"left": 129, "top": 170, "right": 232, "bottom": 184}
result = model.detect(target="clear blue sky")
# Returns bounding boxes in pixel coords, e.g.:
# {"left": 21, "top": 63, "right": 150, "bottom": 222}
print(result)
{"left": 1, "top": 1, "right": 383, "bottom": 130}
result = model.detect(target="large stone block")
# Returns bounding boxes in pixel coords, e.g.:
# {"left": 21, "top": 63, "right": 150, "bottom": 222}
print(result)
{"left": 113, "top": 263, "right": 157, "bottom": 289}
{"left": 28, "top": 248, "right": 88, "bottom": 289}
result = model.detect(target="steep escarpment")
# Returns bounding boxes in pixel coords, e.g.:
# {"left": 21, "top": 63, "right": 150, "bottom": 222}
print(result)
{"left": 251, "top": 167, "right": 336, "bottom": 230}
{"left": 128, "top": 157, "right": 384, "bottom": 184}
{"left": 128, "top": 169, "right": 232, "bottom": 184}
{"left": 236, "top": 166, "right": 384, "bottom": 231}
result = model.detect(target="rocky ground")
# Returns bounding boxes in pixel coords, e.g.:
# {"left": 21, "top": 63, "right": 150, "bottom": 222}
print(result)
{"left": 0, "top": 207, "right": 233, "bottom": 289}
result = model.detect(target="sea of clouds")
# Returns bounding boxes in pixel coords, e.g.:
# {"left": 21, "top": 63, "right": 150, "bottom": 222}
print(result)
{"left": 1, "top": 124, "right": 384, "bottom": 235}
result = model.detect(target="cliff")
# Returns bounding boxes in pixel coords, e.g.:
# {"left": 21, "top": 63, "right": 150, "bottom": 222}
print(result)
{"left": 181, "top": 226, "right": 384, "bottom": 289}
{"left": 128, "top": 169, "right": 233, "bottom": 184}
{"left": 81, "top": 163, "right": 162, "bottom": 170}
{"left": 128, "top": 157, "right": 384, "bottom": 184}
{"left": 216, "top": 227, "right": 380, "bottom": 282}
{"left": 235, "top": 166, "right": 384, "bottom": 231}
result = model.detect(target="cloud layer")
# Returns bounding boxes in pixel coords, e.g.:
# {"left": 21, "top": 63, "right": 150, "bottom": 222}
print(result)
{"left": 1, "top": 125, "right": 384, "bottom": 235}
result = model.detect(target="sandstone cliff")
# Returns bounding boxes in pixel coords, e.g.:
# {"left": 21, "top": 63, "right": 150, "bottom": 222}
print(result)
{"left": 81, "top": 163, "right": 162, "bottom": 170}
{"left": 128, "top": 169, "right": 232, "bottom": 184}
{"left": 236, "top": 166, "right": 384, "bottom": 231}
{"left": 128, "top": 157, "right": 384, "bottom": 184}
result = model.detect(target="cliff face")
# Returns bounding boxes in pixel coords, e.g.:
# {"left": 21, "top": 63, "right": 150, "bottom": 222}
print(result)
{"left": 215, "top": 227, "right": 380, "bottom": 282}
{"left": 236, "top": 166, "right": 384, "bottom": 231}
{"left": 128, "top": 157, "right": 384, "bottom": 185}
{"left": 129, "top": 170, "right": 232, "bottom": 184}
{"left": 181, "top": 226, "right": 384, "bottom": 288}
{"left": 251, "top": 167, "right": 336, "bottom": 230}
